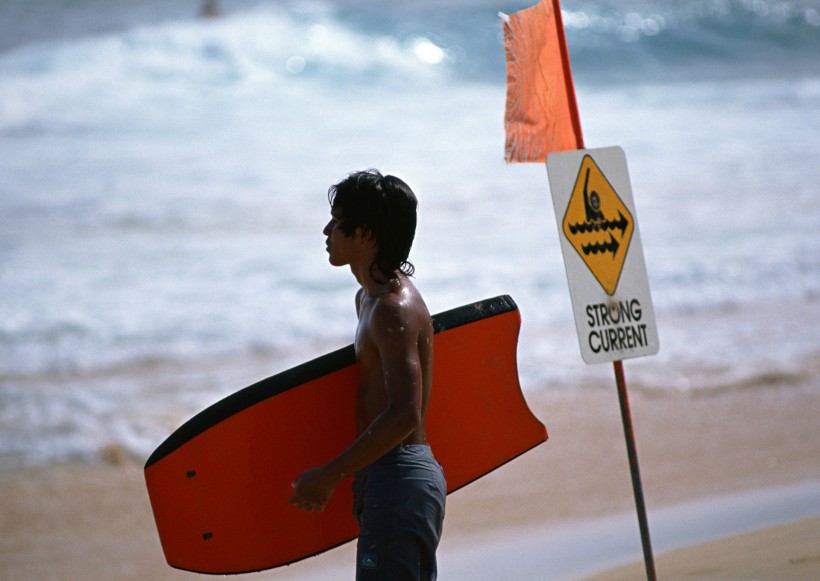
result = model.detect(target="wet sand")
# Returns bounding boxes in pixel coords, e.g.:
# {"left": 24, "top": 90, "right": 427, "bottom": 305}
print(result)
{"left": 581, "top": 517, "right": 820, "bottom": 581}
{"left": 2, "top": 378, "right": 818, "bottom": 580}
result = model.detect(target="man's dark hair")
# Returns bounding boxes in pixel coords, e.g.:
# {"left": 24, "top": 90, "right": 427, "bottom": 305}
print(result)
{"left": 328, "top": 169, "right": 417, "bottom": 282}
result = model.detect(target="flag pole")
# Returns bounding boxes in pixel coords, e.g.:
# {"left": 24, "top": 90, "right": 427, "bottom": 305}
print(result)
{"left": 551, "top": 0, "right": 584, "bottom": 149}
{"left": 502, "top": 3, "right": 657, "bottom": 574}
{"left": 556, "top": 5, "right": 656, "bottom": 576}
{"left": 613, "top": 360, "right": 657, "bottom": 581}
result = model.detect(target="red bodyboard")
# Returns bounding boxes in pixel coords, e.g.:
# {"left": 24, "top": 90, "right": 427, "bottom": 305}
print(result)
{"left": 144, "top": 295, "right": 547, "bottom": 574}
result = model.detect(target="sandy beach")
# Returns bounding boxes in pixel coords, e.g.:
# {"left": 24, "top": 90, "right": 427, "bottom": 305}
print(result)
{"left": 2, "top": 375, "right": 818, "bottom": 580}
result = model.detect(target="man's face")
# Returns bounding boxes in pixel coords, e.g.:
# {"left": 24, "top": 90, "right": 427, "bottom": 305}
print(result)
{"left": 323, "top": 207, "right": 362, "bottom": 267}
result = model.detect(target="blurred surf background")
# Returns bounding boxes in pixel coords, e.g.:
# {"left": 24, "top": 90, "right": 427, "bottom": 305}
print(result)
{"left": 1, "top": 0, "right": 818, "bottom": 467}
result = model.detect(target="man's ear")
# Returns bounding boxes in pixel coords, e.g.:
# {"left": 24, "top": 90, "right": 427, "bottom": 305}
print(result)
{"left": 357, "top": 226, "right": 376, "bottom": 245}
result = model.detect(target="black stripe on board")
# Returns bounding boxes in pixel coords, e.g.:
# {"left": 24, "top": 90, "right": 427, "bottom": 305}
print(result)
{"left": 144, "top": 295, "right": 517, "bottom": 468}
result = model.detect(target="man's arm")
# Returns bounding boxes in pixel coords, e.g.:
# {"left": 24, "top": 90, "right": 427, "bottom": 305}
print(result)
{"left": 289, "top": 299, "right": 423, "bottom": 512}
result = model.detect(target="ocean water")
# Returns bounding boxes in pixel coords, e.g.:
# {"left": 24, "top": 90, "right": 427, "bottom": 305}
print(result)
{"left": 1, "top": 0, "right": 819, "bottom": 467}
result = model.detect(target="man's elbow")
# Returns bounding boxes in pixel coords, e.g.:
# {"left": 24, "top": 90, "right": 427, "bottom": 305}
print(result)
{"left": 392, "top": 404, "right": 422, "bottom": 434}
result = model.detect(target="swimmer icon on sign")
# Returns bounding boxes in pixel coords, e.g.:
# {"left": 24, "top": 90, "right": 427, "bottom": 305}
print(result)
{"left": 563, "top": 155, "right": 634, "bottom": 295}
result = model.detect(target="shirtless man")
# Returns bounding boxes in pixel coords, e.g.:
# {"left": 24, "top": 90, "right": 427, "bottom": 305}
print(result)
{"left": 289, "top": 169, "right": 446, "bottom": 580}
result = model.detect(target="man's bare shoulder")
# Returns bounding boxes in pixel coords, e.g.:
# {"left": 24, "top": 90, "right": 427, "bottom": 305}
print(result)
{"left": 368, "top": 279, "right": 429, "bottom": 336}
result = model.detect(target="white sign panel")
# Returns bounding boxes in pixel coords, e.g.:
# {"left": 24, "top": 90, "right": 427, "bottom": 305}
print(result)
{"left": 547, "top": 146, "right": 659, "bottom": 363}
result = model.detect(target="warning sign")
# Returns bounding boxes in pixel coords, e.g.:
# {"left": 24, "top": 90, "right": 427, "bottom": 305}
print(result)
{"left": 547, "top": 147, "right": 659, "bottom": 364}
{"left": 562, "top": 155, "right": 634, "bottom": 295}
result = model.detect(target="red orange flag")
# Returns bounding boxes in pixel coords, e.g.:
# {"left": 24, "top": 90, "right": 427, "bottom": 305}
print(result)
{"left": 502, "top": 0, "right": 583, "bottom": 163}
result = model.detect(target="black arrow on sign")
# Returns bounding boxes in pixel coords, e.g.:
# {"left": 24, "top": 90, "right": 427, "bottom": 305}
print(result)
{"left": 582, "top": 234, "right": 620, "bottom": 257}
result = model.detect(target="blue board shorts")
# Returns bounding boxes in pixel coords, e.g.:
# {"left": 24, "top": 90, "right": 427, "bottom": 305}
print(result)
{"left": 352, "top": 444, "right": 446, "bottom": 581}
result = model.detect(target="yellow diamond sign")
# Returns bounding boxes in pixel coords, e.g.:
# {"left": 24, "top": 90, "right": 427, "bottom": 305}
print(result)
{"left": 562, "top": 155, "right": 634, "bottom": 295}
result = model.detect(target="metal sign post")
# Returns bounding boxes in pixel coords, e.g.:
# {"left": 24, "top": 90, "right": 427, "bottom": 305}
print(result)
{"left": 614, "top": 359, "right": 656, "bottom": 581}
{"left": 547, "top": 146, "right": 659, "bottom": 580}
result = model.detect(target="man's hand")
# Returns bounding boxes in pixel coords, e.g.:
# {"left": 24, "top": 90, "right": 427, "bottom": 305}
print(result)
{"left": 289, "top": 466, "right": 339, "bottom": 512}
